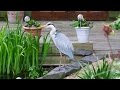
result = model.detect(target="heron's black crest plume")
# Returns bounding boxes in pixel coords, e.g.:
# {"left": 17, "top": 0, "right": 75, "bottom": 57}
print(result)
{"left": 46, "top": 22, "right": 55, "bottom": 26}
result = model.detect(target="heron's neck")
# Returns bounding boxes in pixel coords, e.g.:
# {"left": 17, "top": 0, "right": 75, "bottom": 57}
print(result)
{"left": 50, "top": 26, "right": 57, "bottom": 37}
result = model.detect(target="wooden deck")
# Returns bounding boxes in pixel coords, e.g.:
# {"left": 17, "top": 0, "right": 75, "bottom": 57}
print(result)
{"left": 40, "top": 21, "right": 120, "bottom": 54}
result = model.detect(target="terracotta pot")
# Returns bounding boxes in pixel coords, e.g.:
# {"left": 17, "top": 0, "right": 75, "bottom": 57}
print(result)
{"left": 7, "top": 11, "right": 24, "bottom": 24}
{"left": 23, "top": 26, "right": 42, "bottom": 37}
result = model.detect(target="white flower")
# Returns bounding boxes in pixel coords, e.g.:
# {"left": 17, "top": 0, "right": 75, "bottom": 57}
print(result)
{"left": 77, "top": 14, "right": 84, "bottom": 20}
{"left": 115, "top": 19, "right": 120, "bottom": 24}
{"left": 24, "top": 16, "right": 30, "bottom": 22}
{"left": 115, "top": 77, "right": 120, "bottom": 79}
{"left": 16, "top": 77, "right": 22, "bottom": 79}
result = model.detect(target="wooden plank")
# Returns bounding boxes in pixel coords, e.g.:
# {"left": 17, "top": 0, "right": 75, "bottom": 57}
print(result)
{"left": 39, "top": 42, "right": 93, "bottom": 54}
{"left": 39, "top": 42, "right": 93, "bottom": 65}
{"left": 41, "top": 56, "right": 83, "bottom": 65}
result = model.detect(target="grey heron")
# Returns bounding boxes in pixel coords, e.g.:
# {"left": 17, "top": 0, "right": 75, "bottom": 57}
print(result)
{"left": 44, "top": 22, "right": 75, "bottom": 67}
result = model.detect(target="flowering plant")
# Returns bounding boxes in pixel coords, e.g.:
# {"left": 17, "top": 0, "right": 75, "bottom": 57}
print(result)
{"left": 71, "top": 14, "right": 93, "bottom": 28}
{"left": 103, "top": 15, "right": 120, "bottom": 36}
{"left": 24, "top": 16, "right": 41, "bottom": 27}
{"left": 109, "top": 15, "right": 120, "bottom": 30}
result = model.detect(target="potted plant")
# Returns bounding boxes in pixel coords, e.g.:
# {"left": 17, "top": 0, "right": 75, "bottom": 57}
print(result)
{"left": 110, "top": 14, "right": 120, "bottom": 30}
{"left": 102, "top": 15, "right": 120, "bottom": 59}
{"left": 7, "top": 11, "right": 24, "bottom": 24}
{"left": 23, "top": 16, "right": 43, "bottom": 37}
{"left": 103, "top": 15, "right": 120, "bottom": 36}
{"left": 71, "top": 14, "right": 93, "bottom": 43}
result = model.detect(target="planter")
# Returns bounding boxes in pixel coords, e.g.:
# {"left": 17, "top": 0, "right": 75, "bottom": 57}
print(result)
{"left": 75, "top": 27, "right": 90, "bottom": 43}
{"left": 7, "top": 11, "right": 24, "bottom": 24}
{"left": 23, "top": 26, "right": 42, "bottom": 37}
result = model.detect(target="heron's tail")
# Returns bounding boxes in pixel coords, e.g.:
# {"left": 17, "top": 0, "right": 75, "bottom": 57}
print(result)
{"left": 69, "top": 57, "right": 76, "bottom": 61}
{"left": 68, "top": 52, "right": 82, "bottom": 66}
{"left": 69, "top": 58, "right": 84, "bottom": 68}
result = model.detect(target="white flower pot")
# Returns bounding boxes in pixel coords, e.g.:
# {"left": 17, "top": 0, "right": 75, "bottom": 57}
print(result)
{"left": 75, "top": 27, "right": 90, "bottom": 43}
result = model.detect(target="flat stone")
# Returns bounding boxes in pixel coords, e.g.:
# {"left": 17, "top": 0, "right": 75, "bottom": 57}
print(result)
{"left": 38, "top": 61, "right": 85, "bottom": 79}
{"left": 38, "top": 55, "right": 104, "bottom": 79}
{"left": 80, "top": 55, "right": 105, "bottom": 64}
{"left": 75, "top": 49, "right": 93, "bottom": 56}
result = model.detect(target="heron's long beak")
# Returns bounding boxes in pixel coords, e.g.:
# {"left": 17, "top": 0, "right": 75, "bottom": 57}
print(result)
{"left": 40, "top": 25, "right": 46, "bottom": 29}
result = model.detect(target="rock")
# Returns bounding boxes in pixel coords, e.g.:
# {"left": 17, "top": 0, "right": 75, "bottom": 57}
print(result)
{"left": 37, "top": 55, "right": 104, "bottom": 79}
{"left": 75, "top": 49, "right": 93, "bottom": 56}
{"left": 38, "top": 61, "right": 85, "bottom": 79}
{"left": 80, "top": 55, "right": 105, "bottom": 64}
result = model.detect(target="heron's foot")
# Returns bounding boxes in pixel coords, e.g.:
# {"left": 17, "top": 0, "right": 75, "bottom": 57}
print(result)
{"left": 59, "top": 64, "right": 62, "bottom": 67}
{"left": 62, "top": 64, "right": 65, "bottom": 67}
{"left": 57, "top": 64, "right": 68, "bottom": 71}
{"left": 57, "top": 68, "right": 63, "bottom": 71}
{"left": 59, "top": 64, "right": 65, "bottom": 67}
{"left": 58, "top": 65, "right": 62, "bottom": 70}
{"left": 69, "top": 60, "right": 78, "bottom": 63}
{"left": 57, "top": 65, "right": 63, "bottom": 71}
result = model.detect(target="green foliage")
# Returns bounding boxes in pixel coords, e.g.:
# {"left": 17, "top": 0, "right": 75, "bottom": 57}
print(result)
{"left": 110, "top": 15, "right": 120, "bottom": 30}
{"left": 110, "top": 61, "right": 120, "bottom": 79}
{"left": 71, "top": 19, "right": 93, "bottom": 28}
{"left": 0, "top": 22, "right": 51, "bottom": 79}
{"left": 27, "top": 20, "right": 40, "bottom": 27}
{"left": 25, "top": 19, "right": 40, "bottom": 27}
{"left": 28, "top": 66, "right": 39, "bottom": 79}
{"left": 78, "top": 57, "right": 114, "bottom": 79}
{"left": 72, "top": 20, "right": 92, "bottom": 27}
{"left": 40, "top": 32, "right": 51, "bottom": 62}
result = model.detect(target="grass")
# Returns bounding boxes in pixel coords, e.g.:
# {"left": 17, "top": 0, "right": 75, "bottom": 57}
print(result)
{"left": 0, "top": 21, "right": 51, "bottom": 79}
{"left": 77, "top": 57, "right": 113, "bottom": 79}
{"left": 65, "top": 57, "right": 120, "bottom": 79}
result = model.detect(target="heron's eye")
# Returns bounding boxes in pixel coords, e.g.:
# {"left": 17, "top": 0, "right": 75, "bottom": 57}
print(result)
{"left": 47, "top": 23, "right": 54, "bottom": 26}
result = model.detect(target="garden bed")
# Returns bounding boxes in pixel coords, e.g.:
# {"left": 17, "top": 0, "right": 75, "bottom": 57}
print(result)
{"left": 1, "top": 21, "right": 119, "bottom": 79}
{"left": 65, "top": 58, "right": 120, "bottom": 79}
{"left": 0, "top": 22, "right": 96, "bottom": 79}
{"left": 38, "top": 54, "right": 104, "bottom": 79}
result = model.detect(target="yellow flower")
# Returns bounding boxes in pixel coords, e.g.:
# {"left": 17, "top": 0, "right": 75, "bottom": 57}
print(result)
{"left": 110, "top": 30, "right": 115, "bottom": 35}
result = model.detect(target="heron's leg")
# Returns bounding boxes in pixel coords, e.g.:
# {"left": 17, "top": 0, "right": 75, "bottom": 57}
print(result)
{"left": 64, "top": 55, "right": 66, "bottom": 67}
{"left": 59, "top": 51, "right": 62, "bottom": 67}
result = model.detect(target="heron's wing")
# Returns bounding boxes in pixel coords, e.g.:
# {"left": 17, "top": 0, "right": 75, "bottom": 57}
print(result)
{"left": 53, "top": 32, "right": 74, "bottom": 59}
{"left": 55, "top": 33, "right": 74, "bottom": 51}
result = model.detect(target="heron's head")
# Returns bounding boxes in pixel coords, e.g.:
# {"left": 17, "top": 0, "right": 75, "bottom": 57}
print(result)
{"left": 43, "top": 22, "right": 56, "bottom": 29}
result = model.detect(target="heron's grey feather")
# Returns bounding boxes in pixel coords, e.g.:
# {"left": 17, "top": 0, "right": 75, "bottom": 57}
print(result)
{"left": 52, "top": 32, "right": 74, "bottom": 60}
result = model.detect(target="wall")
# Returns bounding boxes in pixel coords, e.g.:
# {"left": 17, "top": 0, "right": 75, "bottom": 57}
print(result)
{"left": 24, "top": 11, "right": 31, "bottom": 17}
{"left": 109, "top": 11, "right": 120, "bottom": 20}
{"left": 0, "top": 11, "right": 7, "bottom": 20}
{"left": 0, "top": 11, "right": 120, "bottom": 20}
{"left": 0, "top": 11, "right": 31, "bottom": 20}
